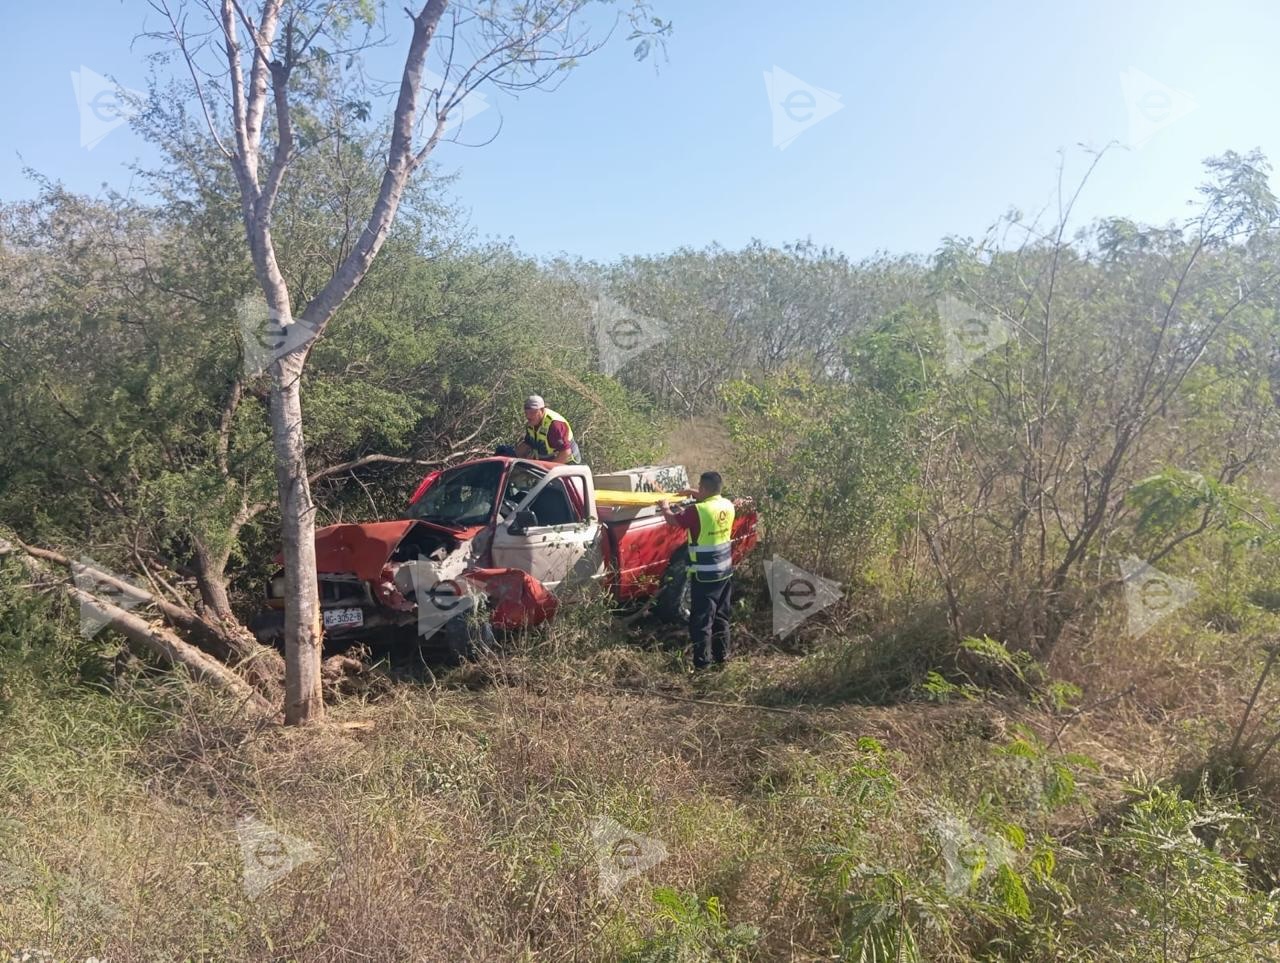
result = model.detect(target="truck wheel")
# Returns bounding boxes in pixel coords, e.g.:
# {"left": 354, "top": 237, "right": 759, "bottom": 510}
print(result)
{"left": 442, "top": 611, "right": 497, "bottom": 663}
{"left": 654, "top": 551, "right": 691, "bottom": 624}
{"left": 249, "top": 610, "right": 285, "bottom": 645}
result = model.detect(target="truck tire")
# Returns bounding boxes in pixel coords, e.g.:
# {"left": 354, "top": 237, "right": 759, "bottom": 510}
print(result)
{"left": 654, "top": 549, "right": 691, "bottom": 624}
{"left": 442, "top": 611, "right": 497, "bottom": 663}
{"left": 249, "top": 610, "right": 285, "bottom": 645}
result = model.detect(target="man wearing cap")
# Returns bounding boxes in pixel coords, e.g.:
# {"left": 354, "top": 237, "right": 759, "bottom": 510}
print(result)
{"left": 514, "top": 395, "right": 581, "bottom": 464}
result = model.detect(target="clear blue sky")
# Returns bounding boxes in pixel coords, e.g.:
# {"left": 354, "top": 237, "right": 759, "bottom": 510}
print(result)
{"left": 3, "top": 0, "right": 1277, "bottom": 262}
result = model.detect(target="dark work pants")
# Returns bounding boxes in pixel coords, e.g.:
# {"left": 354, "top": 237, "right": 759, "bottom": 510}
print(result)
{"left": 689, "top": 577, "right": 732, "bottom": 668}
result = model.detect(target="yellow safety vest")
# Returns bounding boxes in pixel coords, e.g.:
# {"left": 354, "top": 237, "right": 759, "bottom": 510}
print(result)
{"left": 688, "top": 495, "right": 735, "bottom": 582}
{"left": 524, "top": 409, "right": 581, "bottom": 463}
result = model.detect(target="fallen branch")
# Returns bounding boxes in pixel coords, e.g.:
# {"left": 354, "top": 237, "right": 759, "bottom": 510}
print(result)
{"left": 73, "top": 581, "right": 276, "bottom": 716}
{"left": 8, "top": 537, "right": 283, "bottom": 699}
{"left": 309, "top": 452, "right": 442, "bottom": 485}
{"left": 0, "top": 536, "right": 277, "bottom": 717}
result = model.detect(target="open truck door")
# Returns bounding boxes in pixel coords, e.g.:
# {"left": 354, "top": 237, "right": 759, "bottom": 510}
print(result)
{"left": 490, "top": 463, "right": 604, "bottom": 593}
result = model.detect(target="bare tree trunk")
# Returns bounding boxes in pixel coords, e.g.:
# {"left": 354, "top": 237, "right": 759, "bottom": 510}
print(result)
{"left": 187, "top": 536, "right": 286, "bottom": 697}
{"left": 191, "top": 539, "right": 236, "bottom": 620}
{"left": 271, "top": 358, "right": 325, "bottom": 723}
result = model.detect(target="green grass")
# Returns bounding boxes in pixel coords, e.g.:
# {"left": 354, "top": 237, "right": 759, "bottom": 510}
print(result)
{"left": 4, "top": 584, "right": 1280, "bottom": 961}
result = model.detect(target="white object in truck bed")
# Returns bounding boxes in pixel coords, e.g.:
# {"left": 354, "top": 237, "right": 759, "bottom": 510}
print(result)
{"left": 594, "top": 465, "right": 689, "bottom": 494}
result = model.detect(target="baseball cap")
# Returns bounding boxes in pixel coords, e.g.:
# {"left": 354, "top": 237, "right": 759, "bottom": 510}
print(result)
{"left": 523, "top": 394, "right": 545, "bottom": 410}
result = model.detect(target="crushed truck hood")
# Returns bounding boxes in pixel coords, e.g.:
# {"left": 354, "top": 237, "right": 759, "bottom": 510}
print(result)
{"left": 311, "top": 519, "right": 478, "bottom": 581}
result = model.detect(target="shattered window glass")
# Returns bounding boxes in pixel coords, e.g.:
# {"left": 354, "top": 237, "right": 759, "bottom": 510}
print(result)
{"left": 407, "top": 460, "right": 505, "bottom": 526}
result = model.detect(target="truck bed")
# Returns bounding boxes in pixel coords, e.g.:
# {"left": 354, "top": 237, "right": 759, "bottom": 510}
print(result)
{"left": 599, "top": 503, "right": 683, "bottom": 601}
{"left": 598, "top": 499, "right": 758, "bottom": 602}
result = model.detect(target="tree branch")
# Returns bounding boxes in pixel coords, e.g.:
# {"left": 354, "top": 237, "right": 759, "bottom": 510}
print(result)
{"left": 308, "top": 451, "right": 442, "bottom": 485}
{"left": 300, "top": 0, "right": 448, "bottom": 332}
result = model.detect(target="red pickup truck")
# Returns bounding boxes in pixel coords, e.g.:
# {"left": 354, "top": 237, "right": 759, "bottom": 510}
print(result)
{"left": 255, "top": 457, "right": 758, "bottom": 657}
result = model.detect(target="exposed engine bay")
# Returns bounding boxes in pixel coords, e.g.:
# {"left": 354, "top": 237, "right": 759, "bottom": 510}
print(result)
{"left": 387, "top": 526, "right": 475, "bottom": 603}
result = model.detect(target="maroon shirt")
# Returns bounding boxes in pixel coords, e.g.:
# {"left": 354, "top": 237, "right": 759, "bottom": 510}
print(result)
{"left": 672, "top": 505, "right": 701, "bottom": 542}
{"left": 544, "top": 419, "right": 571, "bottom": 454}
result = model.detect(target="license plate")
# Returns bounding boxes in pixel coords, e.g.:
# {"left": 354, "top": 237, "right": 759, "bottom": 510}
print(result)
{"left": 322, "top": 607, "right": 364, "bottom": 629}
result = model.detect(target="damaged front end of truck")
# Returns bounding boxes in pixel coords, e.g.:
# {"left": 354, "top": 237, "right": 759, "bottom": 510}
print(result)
{"left": 252, "top": 458, "right": 562, "bottom": 655}
{"left": 253, "top": 518, "right": 483, "bottom": 647}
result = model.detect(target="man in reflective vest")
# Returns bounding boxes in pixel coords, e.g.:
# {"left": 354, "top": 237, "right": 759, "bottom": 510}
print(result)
{"left": 514, "top": 394, "right": 581, "bottom": 464}
{"left": 659, "top": 471, "right": 736, "bottom": 670}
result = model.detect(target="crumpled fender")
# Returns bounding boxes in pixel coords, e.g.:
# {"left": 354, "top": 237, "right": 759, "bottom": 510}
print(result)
{"left": 464, "top": 567, "right": 559, "bottom": 630}
{"left": 310, "top": 520, "right": 422, "bottom": 581}
{"left": 301, "top": 518, "right": 480, "bottom": 582}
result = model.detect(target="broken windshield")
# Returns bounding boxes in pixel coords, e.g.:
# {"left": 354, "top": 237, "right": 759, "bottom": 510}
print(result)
{"left": 406, "top": 460, "right": 505, "bottom": 527}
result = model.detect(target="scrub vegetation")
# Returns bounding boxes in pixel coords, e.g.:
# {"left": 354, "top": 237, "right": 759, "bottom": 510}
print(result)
{"left": 6, "top": 148, "right": 1280, "bottom": 960}
{"left": 4, "top": 2, "right": 1280, "bottom": 958}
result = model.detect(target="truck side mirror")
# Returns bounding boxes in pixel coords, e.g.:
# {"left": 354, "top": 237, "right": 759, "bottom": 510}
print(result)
{"left": 509, "top": 508, "right": 538, "bottom": 535}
